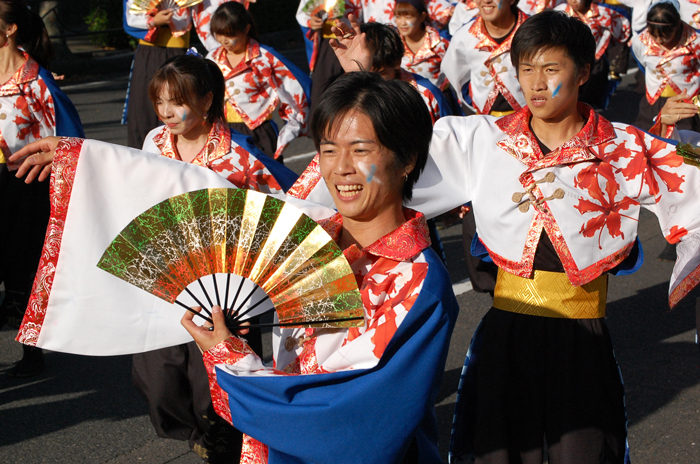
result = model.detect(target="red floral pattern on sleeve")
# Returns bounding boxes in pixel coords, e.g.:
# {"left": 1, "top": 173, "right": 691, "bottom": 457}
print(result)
{"left": 17, "top": 138, "right": 84, "bottom": 345}
{"left": 202, "top": 336, "right": 257, "bottom": 426}
{"left": 606, "top": 126, "right": 685, "bottom": 200}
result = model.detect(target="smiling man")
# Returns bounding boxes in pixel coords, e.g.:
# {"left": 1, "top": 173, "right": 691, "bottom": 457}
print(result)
{"left": 329, "top": 8, "right": 700, "bottom": 463}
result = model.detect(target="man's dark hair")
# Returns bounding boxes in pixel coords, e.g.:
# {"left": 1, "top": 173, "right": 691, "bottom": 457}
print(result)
{"left": 511, "top": 10, "right": 595, "bottom": 73}
{"left": 359, "top": 22, "right": 405, "bottom": 72}
{"left": 311, "top": 72, "right": 432, "bottom": 202}
{"left": 647, "top": 2, "right": 681, "bottom": 43}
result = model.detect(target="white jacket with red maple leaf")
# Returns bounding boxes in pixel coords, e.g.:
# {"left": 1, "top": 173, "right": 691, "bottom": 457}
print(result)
{"left": 440, "top": 10, "right": 528, "bottom": 114}
{"left": 410, "top": 104, "right": 700, "bottom": 307}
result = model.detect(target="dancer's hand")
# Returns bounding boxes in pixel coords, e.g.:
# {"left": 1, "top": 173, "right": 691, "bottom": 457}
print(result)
{"left": 329, "top": 14, "right": 370, "bottom": 73}
{"left": 309, "top": 14, "right": 324, "bottom": 31}
{"left": 152, "top": 9, "right": 174, "bottom": 27}
{"left": 658, "top": 90, "right": 699, "bottom": 126}
{"left": 182, "top": 305, "right": 235, "bottom": 352}
{"left": 9, "top": 136, "right": 61, "bottom": 183}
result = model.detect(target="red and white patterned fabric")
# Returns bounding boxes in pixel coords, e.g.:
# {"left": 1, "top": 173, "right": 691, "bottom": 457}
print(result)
{"left": 191, "top": 0, "right": 250, "bottom": 52}
{"left": 400, "top": 25, "right": 450, "bottom": 90}
{"left": 519, "top": 0, "right": 565, "bottom": 16}
{"left": 398, "top": 68, "right": 442, "bottom": 123}
{"left": 632, "top": 23, "right": 700, "bottom": 104}
{"left": 555, "top": 2, "right": 631, "bottom": 61}
{"left": 412, "top": 103, "right": 700, "bottom": 307}
{"left": 351, "top": 0, "right": 455, "bottom": 28}
{"left": 142, "top": 120, "right": 283, "bottom": 194}
{"left": 15, "top": 136, "right": 333, "bottom": 355}
{"left": 125, "top": 0, "right": 192, "bottom": 42}
{"left": 441, "top": 10, "right": 528, "bottom": 113}
{"left": 202, "top": 209, "right": 432, "bottom": 464}
{"left": 0, "top": 54, "right": 56, "bottom": 170}
{"left": 448, "top": 0, "right": 478, "bottom": 36}
{"left": 206, "top": 40, "right": 309, "bottom": 159}
{"left": 615, "top": 0, "right": 700, "bottom": 34}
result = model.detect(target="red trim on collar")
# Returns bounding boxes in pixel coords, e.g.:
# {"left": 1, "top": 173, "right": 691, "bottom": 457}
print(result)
{"left": 638, "top": 24, "right": 698, "bottom": 58}
{"left": 469, "top": 10, "right": 527, "bottom": 54}
{"left": 402, "top": 25, "right": 444, "bottom": 63}
{"left": 0, "top": 52, "right": 39, "bottom": 96}
{"left": 320, "top": 209, "right": 431, "bottom": 262}
{"left": 212, "top": 39, "right": 261, "bottom": 80}
{"left": 153, "top": 120, "right": 232, "bottom": 167}
{"left": 495, "top": 103, "right": 616, "bottom": 178}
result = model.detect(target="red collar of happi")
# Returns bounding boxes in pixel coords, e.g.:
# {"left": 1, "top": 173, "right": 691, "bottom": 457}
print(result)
{"left": 321, "top": 208, "right": 431, "bottom": 262}
{"left": 154, "top": 119, "right": 232, "bottom": 167}
{"left": 495, "top": 102, "right": 616, "bottom": 173}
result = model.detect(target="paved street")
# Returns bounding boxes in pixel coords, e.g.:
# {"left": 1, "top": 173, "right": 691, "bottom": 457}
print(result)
{"left": 0, "top": 50, "right": 698, "bottom": 463}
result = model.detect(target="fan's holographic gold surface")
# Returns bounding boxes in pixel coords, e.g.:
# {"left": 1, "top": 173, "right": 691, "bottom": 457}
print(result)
{"left": 677, "top": 142, "right": 700, "bottom": 169}
{"left": 97, "top": 189, "right": 364, "bottom": 328}
{"left": 301, "top": 0, "right": 346, "bottom": 19}
{"left": 129, "top": 0, "right": 203, "bottom": 15}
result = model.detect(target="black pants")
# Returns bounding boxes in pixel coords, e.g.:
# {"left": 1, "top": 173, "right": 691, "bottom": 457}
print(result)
{"left": 472, "top": 308, "right": 627, "bottom": 464}
{"left": 309, "top": 38, "right": 344, "bottom": 136}
{"left": 462, "top": 208, "right": 497, "bottom": 295}
{"left": 229, "top": 119, "right": 281, "bottom": 162}
{"left": 132, "top": 327, "right": 262, "bottom": 461}
{"left": 0, "top": 165, "right": 50, "bottom": 328}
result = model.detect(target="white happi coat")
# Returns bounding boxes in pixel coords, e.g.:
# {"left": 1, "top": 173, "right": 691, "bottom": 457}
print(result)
{"left": 0, "top": 57, "right": 58, "bottom": 170}
{"left": 125, "top": 0, "right": 191, "bottom": 41}
{"left": 354, "top": 0, "right": 455, "bottom": 28}
{"left": 518, "top": 0, "right": 565, "bottom": 16}
{"left": 555, "top": 2, "right": 631, "bottom": 61}
{"left": 632, "top": 24, "right": 700, "bottom": 104}
{"left": 441, "top": 10, "right": 527, "bottom": 113}
{"left": 191, "top": 0, "right": 250, "bottom": 52}
{"left": 448, "top": 0, "right": 479, "bottom": 36}
{"left": 614, "top": 0, "right": 700, "bottom": 33}
{"left": 206, "top": 40, "right": 309, "bottom": 158}
{"left": 410, "top": 104, "right": 700, "bottom": 307}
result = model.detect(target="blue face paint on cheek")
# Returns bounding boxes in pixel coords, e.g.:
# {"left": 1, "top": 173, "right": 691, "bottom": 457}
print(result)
{"left": 498, "top": 0, "right": 504, "bottom": 9}
{"left": 182, "top": 109, "right": 187, "bottom": 121}
{"left": 366, "top": 164, "right": 377, "bottom": 183}
{"left": 552, "top": 82, "right": 562, "bottom": 98}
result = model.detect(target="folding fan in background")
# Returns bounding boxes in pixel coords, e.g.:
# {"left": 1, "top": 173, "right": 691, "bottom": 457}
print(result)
{"left": 97, "top": 188, "right": 364, "bottom": 331}
{"left": 129, "top": 0, "right": 203, "bottom": 14}
{"left": 301, "top": 0, "right": 346, "bottom": 20}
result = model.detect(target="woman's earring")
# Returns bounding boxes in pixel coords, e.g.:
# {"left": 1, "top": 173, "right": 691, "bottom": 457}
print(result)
{"left": 404, "top": 174, "right": 408, "bottom": 181}
{"left": 2, "top": 35, "right": 9, "bottom": 48}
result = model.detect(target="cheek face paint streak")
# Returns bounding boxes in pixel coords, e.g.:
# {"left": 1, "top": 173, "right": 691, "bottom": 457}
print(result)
{"left": 366, "top": 164, "right": 377, "bottom": 183}
{"left": 552, "top": 82, "right": 562, "bottom": 98}
{"left": 407, "top": 20, "right": 415, "bottom": 28}
{"left": 498, "top": 0, "right": 504, "bottom": 9}
{"left": 174, "top": 107, "right": 187, "bottom": 121}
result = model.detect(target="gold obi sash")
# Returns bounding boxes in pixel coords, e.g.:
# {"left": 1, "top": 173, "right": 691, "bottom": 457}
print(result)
{"left": 139, "top": 29, "right": 190, "bottom": 48}
{"left": 322, "top": 21, "right": 336, "bottom": 39}
{"left": 489, "top": 110, "right": 516, "bottom": 117}
{"left": 225, "top": 101, "right": 273, "bottom": 125}
{"left": 493, "top": 268, "right": 607, "bottom": 319}
{"left": 661, "top": 85, "right": 678, "bottom": 98}
{"left": 0, "top": 152, "right": 5, "bottom": 164}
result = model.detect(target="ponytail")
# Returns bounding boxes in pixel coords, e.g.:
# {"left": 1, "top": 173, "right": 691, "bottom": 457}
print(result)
{"left": 204, "top": 58, "right": 226, "bottom": 122}
{"left": 0, "top": 0, "right": 54, "bottom": 69}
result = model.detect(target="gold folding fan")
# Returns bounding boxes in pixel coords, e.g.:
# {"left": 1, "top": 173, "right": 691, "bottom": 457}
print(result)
{"left": 129, "top": 0, "right": 204, "bottom": 15}
{"left": 97, "top": 188, "right": 364, "bottom": 331}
